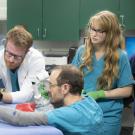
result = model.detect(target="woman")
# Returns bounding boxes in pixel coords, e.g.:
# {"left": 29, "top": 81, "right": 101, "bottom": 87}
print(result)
{"left": 72, "top": 10, "right": 135, "bottom": 135}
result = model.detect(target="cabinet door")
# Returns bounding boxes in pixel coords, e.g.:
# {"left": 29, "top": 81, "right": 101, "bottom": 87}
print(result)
{"left": 7, "top": 0, "right": 42, "bottom": 40}
{"left": 43, "top": 0, "right": 79, "bottom": 41}
{"left": 79, "top": 0, "right": 119, "bottom": 29}
{"left": 119, "top": 0, "right": 135, "bottom": 30}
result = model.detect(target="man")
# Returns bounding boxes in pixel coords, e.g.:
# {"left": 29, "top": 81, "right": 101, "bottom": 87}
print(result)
{"left": 130, "top": 54, "right": 135, "bottom": 95}
{"left": 119, "top": 54, "right": 135, "bottom": 135}
{"left": 0, "top": 26, "right": 48, "bottom": 103}
{"left": 0, "top": 65, "right": 104, "bottom": 135}
{"left": 129, "top": 54, "right": 135, "bottom": 135}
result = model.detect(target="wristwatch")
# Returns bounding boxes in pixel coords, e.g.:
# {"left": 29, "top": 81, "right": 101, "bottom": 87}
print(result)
{"left": 0, "top": 91, "right": 3, "bottom": 101}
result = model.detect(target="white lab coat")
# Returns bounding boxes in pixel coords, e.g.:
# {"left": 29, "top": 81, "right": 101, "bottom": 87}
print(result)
{"left": 0, "top": 47, "right": 49, "bottom": 103}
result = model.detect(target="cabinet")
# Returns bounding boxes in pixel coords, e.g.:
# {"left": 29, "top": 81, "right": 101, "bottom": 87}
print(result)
{"left": 43, "top": 0, "right": 79, "bottom": 41}
{"left": 7, "top": 0, "right": 79, "bottom": 41}
{"left": 119, "top": 0, "right": 135, "bottom": 30}
{"left": 7, "top": 0, "right": 42, "bottom": 40}
{"left": 7, "top": 0, "right": 135, "bottom": 41}
{"left": 79, "top": 0, "right": 119, "bottom": 29}
{"left": 79, "top": 0, "right": 135, "bottom": 31}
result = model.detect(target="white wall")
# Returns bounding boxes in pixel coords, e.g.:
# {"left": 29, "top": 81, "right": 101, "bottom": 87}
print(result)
{"left": 0, "top": 0, "right": 7, "bottom": 20}
{"left": 0, "top": 0, "right": 7, "bottom": 42}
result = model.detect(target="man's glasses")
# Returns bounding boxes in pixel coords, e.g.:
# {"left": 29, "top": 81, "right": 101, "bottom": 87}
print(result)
{"left": 44, "top": 79, "right": 58, "bottom": 91}
{"left": 4, "top": 49, "right": 25, "bottom": 61}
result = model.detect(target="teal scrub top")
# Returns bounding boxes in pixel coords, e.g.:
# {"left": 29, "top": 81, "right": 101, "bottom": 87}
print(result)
{"left": 72, "top": 45, "right": 135, "bottom": 124}
{"left": 46, "top": 97, "right": 104, "bottom": 135}
{"left": 9, "top": 69, "right": 20, "bottom": 92}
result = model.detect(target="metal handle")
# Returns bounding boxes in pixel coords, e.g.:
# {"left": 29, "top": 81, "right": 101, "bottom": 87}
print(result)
{"left": 37, "top": 28, "right": 40, "bottom": 38}
{"left": 120, "top": 15, "right": 125, "bottom": 28}
{"left": 43, "top": 28, "right": 47, "bottom": 39}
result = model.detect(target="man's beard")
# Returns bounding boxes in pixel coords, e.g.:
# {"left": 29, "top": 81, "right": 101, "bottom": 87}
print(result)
{"left": 51, "top": 99, "right": 64, "bottom": 108}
